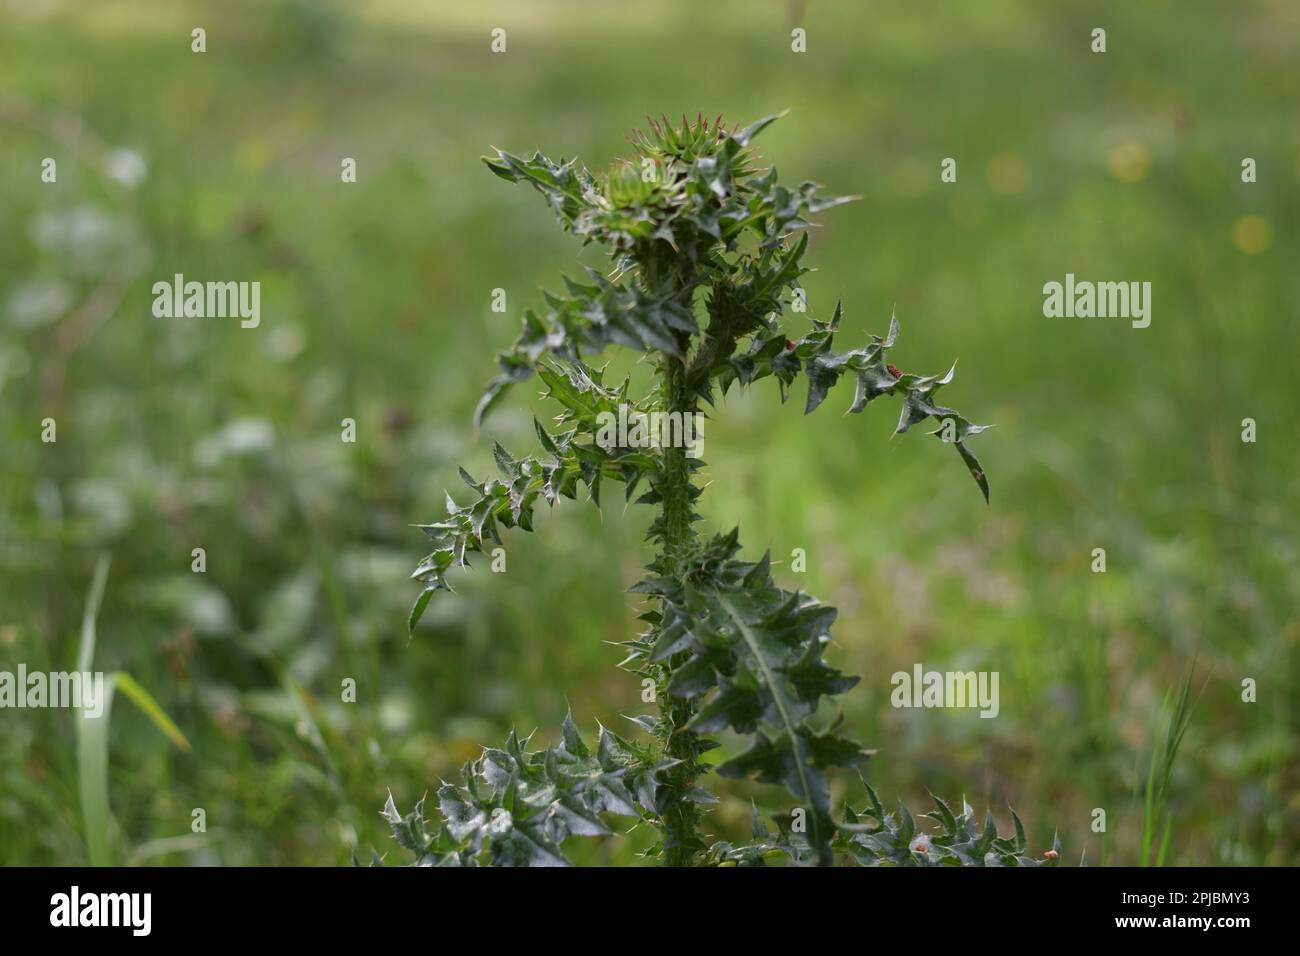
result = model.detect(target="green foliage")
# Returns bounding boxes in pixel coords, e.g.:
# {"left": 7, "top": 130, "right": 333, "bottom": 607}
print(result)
{"left": 836, "top": 784, "right": 1061, "bottom": 867}
{"left": 372, "top": 714, "right": 661, "bottom": 866}
{"left": 399, "top": 114, "right": 1048, "bottom": 866}
{"left": 76, "top": 557, "right": 191, "bottom": 866}
{"left": 1140, "top": 665, "right": 1200, "bottom": 866}
{"left": 622, "top": 528, "right": 871, "bottom": 865}
{"left": 412, "top": 114, "right": 989, "bottom": 618}
{"left": 4, "top": 2, "right": 1288, "bottom": 870}
{"left": 410, "top": 362, "right": 659, "bottom": 600}
{"left": 474, "top": 112, "right": 850, "bottom": 421}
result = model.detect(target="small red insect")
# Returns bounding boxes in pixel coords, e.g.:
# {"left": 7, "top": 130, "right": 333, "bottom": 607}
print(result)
{"left": 886, "top": 364, "right": 902, "bottom": 379}
{"left": 1044, "top": 849, "right": 1059, "bottom": 860}
{"left": 784, "top": 339, "right": 796, "bottom": 350}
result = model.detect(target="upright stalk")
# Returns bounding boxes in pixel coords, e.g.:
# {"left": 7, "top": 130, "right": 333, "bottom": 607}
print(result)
{"left": 656, "top": 345, "right": 704, "bottom": 866}
{"left": 399, "top": 115, "right": 1029, "bottom": 871}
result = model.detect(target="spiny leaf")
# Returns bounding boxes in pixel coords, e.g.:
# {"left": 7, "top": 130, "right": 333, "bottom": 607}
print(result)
{"left": 638, "top": 529, "right": 870, "bottom": 865}
{"left": 385, "top": 718, "right": 665, "bottom": 867}
{"left": 697, "top": 307, "right": 992, "bottom": 502}
{"left": 836, "top": 792, "right": 1060, "bottom": 867}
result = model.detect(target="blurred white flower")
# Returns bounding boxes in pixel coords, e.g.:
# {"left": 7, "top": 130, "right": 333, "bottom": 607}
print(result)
{"left": 5, "top": 278, "right": 73, "bottom": 328}
{"left": 31, "top": 204, "right": 148, "bottom": 277}
{"left": 265, "top": 321, "right": 306, "bottom": 361}
{"left": 0, "top": 345, "right": 32, "bottom": 396}
{"left": 103, "top": 147, "right": 148, "bottom": 189}
{"left": 194, "top": 417, "right": 276, "bottom": 467}
{"left": 71, "top": 479, "right": 133, "bottom": 537}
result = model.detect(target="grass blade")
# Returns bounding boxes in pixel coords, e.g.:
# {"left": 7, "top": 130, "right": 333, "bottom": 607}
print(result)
{"left": 76, "top": 556, "right": 110, "bottom": 674}
{"left": 77, "top": 675, "right": 117, "bottom": 866}
{"left": 74, "top": 557, "right": 191, "bottom": 865}
{"left": 1139, "top": 661, "right": 1198, "bottom": 867}
{"left": 115, "top": 672, "right": 192, "bottom": 752}
{"left": 75, "top": 556, "right": 113, "bottom": 866}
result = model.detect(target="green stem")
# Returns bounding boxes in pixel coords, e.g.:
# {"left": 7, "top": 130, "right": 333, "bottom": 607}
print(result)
{"left": 656, "top": 346, "right": 704, "bottom": 866}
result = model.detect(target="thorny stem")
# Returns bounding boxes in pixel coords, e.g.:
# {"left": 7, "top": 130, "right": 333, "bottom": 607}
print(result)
{"left": 656, "top": 341, "right": 705, "bottom": 866}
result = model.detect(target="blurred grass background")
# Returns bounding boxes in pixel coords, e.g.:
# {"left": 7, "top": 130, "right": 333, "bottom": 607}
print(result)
{"left": 1, "top": 0, "right": 1296, "bottom": 866}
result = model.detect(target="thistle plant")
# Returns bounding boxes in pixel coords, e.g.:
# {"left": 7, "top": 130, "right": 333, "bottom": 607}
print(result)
{"left": 392, "top": 114, "right": 1057, "bottom": 867}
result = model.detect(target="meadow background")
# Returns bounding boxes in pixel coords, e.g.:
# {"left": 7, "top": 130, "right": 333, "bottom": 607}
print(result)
{"left": 1, "top": 0, "right": 1296, "bottom": 866}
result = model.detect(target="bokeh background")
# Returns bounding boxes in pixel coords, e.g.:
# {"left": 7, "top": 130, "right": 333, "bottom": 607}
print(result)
{"left": 1, "top": 0, "right": 1297, "bottom": 866}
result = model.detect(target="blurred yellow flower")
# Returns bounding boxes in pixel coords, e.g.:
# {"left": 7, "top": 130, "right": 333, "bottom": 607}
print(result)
{"left": 986, "top": 152, "right": 1028, "bottom": 195}
{"left": 948, "top": 191, "right": 987, "bottom": 228}
{"left": 1107, "top": 142, "right": 1151, "bottom": 182}
{"left": 235, "top": 138, "right": 271, "bottom": 174}
{"left": 890, "top": 159, "right": 931, "bottom": 199}
{"left": 1231, "top": 215, "right": 1272, "bottom": 254}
